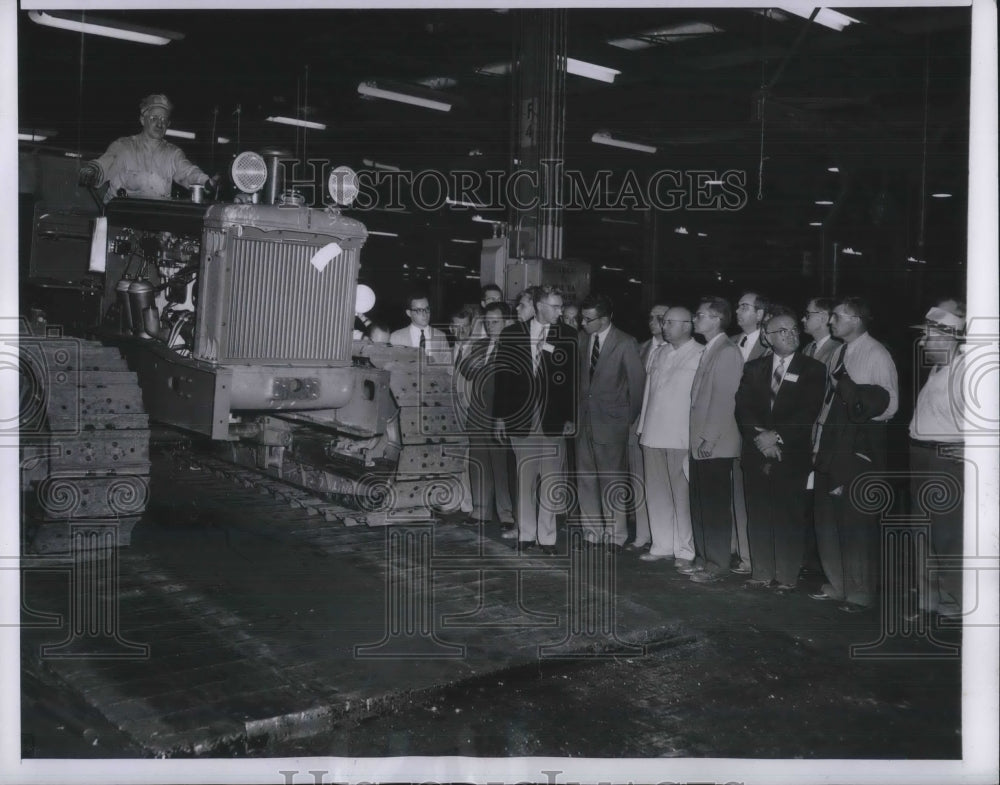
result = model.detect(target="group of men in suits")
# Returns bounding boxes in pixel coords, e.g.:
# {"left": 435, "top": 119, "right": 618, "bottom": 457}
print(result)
{"left": 389, "top": 286, "right": 912, "bottom": 615}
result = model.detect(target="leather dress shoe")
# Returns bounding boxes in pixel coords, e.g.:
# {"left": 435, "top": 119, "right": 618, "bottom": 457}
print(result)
{"left": 571, "top": 538, "right": 594, "bottom": 552}
{"left": 730, "top": 563, "right": 752, "bottom": 575}
{"left": 639, "top": 552, "right": 672, "bottom": 563}
{"left": 518, "top": 540, "right": 537, "bottom": 553}
{"left": 773, "top": 583, "right": 796, "bottom": 592}
{"left": 676, "top": 561, "right": 702, "bottom": 575}
{"left": 605, "top": 544, "right": 624, "bottom": 556}
{"left": 838, "top": 602, "right": 870, "bottom": 614}
{"left": 625, "top": 541, "right": 651, "bottom": 552}
{"left": 539, "top": 545, "right": 557, "bottom": 556}
{"left": 689, "top": 570, "right": 723, "bottom": 583}
{"left": 808, "top": 591, "right": 839, "bottom": 601}
{"left": 501, "top": 528, "right": 519, "bottom": 539}
{"left": 744, "top": 578, "right": 771, "bottom": 589}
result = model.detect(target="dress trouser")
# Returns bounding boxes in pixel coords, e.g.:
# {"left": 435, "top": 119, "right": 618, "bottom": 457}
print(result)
{"left": 627, "top": 428, "right": 651, "bottom": 545}
{"left": 814, "top": 471, "right": 878, "bottom": 606}
{"left": 730, "top": 458, "right": 751, "bottom": 567}
{"left": 908, "top": 443, "right": 964, "bottom": 612}
{"left": 468, "top": 433, "right": 515, "bottom": 524}
{"left": 575, "top": 416, "right": 629, "bottom": 545}
{"left": 689, "top": 457, "right": 735, "bottom": 575}
{"left": 642, "top": 446, "right": 696, "bottom": 560}
{"left": 744, "top": 461, "right": 808, "bottom": 585}
{"left": 509, "top": 431, "right": 565, "bottom": 546}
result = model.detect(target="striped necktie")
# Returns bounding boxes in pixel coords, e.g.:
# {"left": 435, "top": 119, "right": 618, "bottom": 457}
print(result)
{"left": 590, "top": 334, "right": 601, "bottom": 379}
{"left": 803, "top": 341, "right": 816, "bottom": 358}
{"left": 419, "top": 330, "right": 426, "bottom": 352}
{"left": 770, "top": 357, "right": 786, "bottom": 408}
{"left": 824, "top": 344, "right": 847, "bottom": 405}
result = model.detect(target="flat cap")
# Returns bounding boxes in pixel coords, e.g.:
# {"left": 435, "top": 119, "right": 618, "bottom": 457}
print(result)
{"left": 140, "top": 93, "right": 173, "bottom": 115}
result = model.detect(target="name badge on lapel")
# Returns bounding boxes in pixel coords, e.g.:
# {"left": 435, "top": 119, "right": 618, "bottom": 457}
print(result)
{"left": 541, "top": 342, "right": 554, "bottom": 353}
{"left": 783, "top": 372, "right": 799, "bottom": 383}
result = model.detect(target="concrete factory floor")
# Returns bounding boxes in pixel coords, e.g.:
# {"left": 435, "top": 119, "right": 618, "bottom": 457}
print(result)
{"left": 19, "top": 438, "right": 965, "bottom": 766}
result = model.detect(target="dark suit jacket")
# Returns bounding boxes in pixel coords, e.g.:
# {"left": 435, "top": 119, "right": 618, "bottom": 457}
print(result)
{"left": 735, "top": 352, "right": 826, "bottom": 472}
{"left": 458, "top": 337, "right": 500, "bottom": 432}
{"left": 578, "top": 326, "right": 645, "bottom": 444}
{"left": 814, "top": 371, "right": 892, "bottom": 489}
{"left": 492, "top": 320, "right": 578, "bottom": 437}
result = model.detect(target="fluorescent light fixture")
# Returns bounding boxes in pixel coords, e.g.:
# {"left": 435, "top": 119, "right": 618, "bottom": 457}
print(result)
{"left": 600, "top": 217, "right": 639, "bottom": 225}
{"left": 472, "top": 215, "right": 503, "bottom": 225}
{"left": 266, "top": 116, "right": 326, "bottom": 131}
{"left": 416, "top": 76, "right": 457, "bottom": 90}
{"left": 64, "top": 151, "right": 82, "bottom": 158}
{"left": 357, "top": 81, "right": 451, "bottom": 113}
{"left": 477, "top": 62, "right": 512, "bottom": 77}
{"left": 697, "top": 232, "right": 708, "bottom": 237}
{"left": 367, "top": 230, "right": 399, "bottom": 238}
{"left": 815, "top": 200, "right": 834, "bottom": 206}
{"left": 704, "top": 179, "right": 724, "bottom": 186}
{"left": 842, "top": 247, "right": 862, "bottom": 256}
{"left": 402, "top": 264, "right": 409, "bottom": 269}
{"left": 591, "top": 131, "right": 656, "bottom": 154}
{"left": 674, "top": 226, "right": 689, "bottom": 235}
{"left": 809, "top": 221, "right": 823, "bottom": 227}
{"left": 28, "top": 10, "right": 183, "bottom": 46}
{"left": 443, "top": 263, "right": 466, "bottom": 269}
{"left": 217, "top": 136, "right": 231, "bottom": 144}
{"left": 165, "top": 128, "right": 195, "bottom": 140}
{"left": 608, "top": 22, "right": 724, "bottom": 51}
{"left": 907, "top": 256, "right": 927, "bottom": 264}
{"left": 627, "top": 278, "right": 642, "bottom": 284}
{"left": 450, "top": 238, "right": 478, "bottom": 245}
{"left": 18, "top": 132, "right": 49, "bottom": 142}
{"left": 772, "top": 6, "right": 860, "bottom": 32}
{"left": 362, "top": 158, "right": 400, "bottom": 172}
{"left": 600, "top": 264, "right": 623, "bottom": 272}
{"left": 468, "top": 148, "right": 483, "bottom": 157}
{"left": 565, "top": 57, "right": 620, "bottom": 83}
{"left": 827, "top": 166, "right": 840, "bottom": 173}
{"left": 931, "top": 193, "right": 953, "bottom": 198}
{"left": 446, "top": 196, "right": 487, "bottom": 209}
{"left": 465, "top": 274, "right": 481, "bottom": 280}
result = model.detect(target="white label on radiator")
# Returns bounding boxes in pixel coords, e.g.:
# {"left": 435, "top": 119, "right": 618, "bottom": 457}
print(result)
{"left": 310, "top": 242, "right": 343, "bottom": 272}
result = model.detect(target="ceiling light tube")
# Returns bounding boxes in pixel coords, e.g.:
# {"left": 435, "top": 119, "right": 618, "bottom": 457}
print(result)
{"left": 773, "top": 6, "right": 859, "bottom": 32}
{"left": 591, "top": 131, "right": 656, "bottom": 154}
{"left": 471, "top": 215, "right": 503, "bottom": 225}
{"left": 446, "top": 197, "right": 486, "bottom": 209}
{"left": 357, "top": 81, "right": 451, "bottom": 113}
{"left": 165, "top": 129, "right": 195, "bottom": 140}
{"left": 266, "top": 116, "right": 326, "bottom": 131}
{"left": 809, "top": 222, "right": 823, "bottom": 227}
{"left": 815, "top": 200, "right": 834, "bottom": 206}
{"left": 931, "top": 193, "right": 953, "bottom": 198}
{"left": 565, "top": 57, "right": 620, "bottom": 83}
{"left": 362, "top": 158, "right": 401, "bottom": 172}
{"left": 450, "top": 238, "right": 478, "bottom": 244}
{"left": 28, "top": 10, "right": 182, "bottom": 45}
{"left": 217, "top": 136, "right": 231, "bottom": 144}
{"left": 18, "top": 132, "right": 49, "bottom": 142}
{"left": 368, "top": 231, "right": 399, "bottom": 238}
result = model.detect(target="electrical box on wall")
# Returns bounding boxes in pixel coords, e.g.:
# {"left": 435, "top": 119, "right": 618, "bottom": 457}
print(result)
{"left": 504, "top": 258, "right": 591, "bottom": 306}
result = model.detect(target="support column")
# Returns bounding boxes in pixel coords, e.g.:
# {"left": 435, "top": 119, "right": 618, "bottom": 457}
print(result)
{"left": 511, "top": 9, "right": 567, "bottom": 262}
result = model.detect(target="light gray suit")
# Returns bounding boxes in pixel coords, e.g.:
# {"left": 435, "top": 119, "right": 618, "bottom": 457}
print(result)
{"left": 628, "top": 337, "right": 667, "bottom": 546}
{"left": 689, "top": 334, "right": 743, "bottom": 575}
{"left": 577, "top": 326, "right": 646, "bottom": 545}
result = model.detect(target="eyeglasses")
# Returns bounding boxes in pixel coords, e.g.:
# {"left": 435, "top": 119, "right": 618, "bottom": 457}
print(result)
{"left": 580, "top": 314, "right": 603, "bottom": 324}
{"left": 409, "top": 307, "right": 430, "bottom": 314}
{"left": 804, "top": 310, "right": 827, "bottom": 317}
{"left": 765, "top": 328, "right": 797, "bottom": 338}
{"left": 662, "top": 319, "right": 691, "bottom": 326}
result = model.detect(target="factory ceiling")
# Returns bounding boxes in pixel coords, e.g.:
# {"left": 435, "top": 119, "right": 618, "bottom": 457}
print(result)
{"left": 16, "top": 5, "right": 973, "bottom": 297}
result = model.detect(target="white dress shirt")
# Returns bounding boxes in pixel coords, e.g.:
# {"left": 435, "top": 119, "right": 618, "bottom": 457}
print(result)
{"left": 738, "top": 329, "right": 760, "bottom": 361}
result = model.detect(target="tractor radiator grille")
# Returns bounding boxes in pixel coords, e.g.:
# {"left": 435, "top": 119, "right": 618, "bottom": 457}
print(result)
{"left": 221, "top": 236, "right": 358, "bottom": 363}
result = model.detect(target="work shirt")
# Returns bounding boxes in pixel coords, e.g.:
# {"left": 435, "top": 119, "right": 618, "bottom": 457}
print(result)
{"left": 93, "top": 134, "right": 208, "bottom": 201}
{"left": 909, "top": 356, "right": 965, "bottom": 443}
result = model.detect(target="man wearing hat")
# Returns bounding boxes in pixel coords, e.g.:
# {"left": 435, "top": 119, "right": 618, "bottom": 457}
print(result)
{"left": 908, "top": 298, "right": 967, "bottom": 618}
{"left": 79, "top": 93, "right": 215, "bottom": 201}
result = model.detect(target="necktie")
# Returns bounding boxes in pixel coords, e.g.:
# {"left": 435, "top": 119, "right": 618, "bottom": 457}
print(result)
{"left": 645, "top": 342, "right": 661, "bottom": 373}
{"left": 590, "top": 334, "right": 601, "bottom": 379}
{"left": 803, "top": 341, "right": 816, "bottom": 358}
{"left": 824, "top": 344, "right": 847, "bottom": 405}
{"left": 770, "top": 357, "right": 786, "bottom": 408}
{"left": 739, "top": 335, "right": 748, "bottom": 348}
{"left": 419, "top": 330, "right": 426, "bottom": 352}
